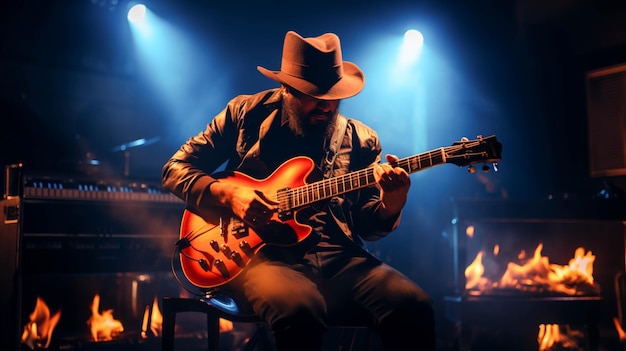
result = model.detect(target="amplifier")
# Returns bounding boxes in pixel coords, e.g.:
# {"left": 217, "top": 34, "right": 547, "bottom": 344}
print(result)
{"left": 1, "top": 164, "right": 186, "bottom": 349}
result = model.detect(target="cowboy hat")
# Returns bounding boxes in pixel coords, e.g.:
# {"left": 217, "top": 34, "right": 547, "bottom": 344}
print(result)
{"left": 257, "top": 31, "right": 365, "bottom": 100}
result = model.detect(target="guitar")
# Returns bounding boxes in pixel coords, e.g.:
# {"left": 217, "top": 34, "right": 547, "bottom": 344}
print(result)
{"left": 175, "top": 135, "right": 502, "bottom": 289}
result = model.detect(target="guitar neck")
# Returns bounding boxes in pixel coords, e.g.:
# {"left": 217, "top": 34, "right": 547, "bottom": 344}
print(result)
{"left": 283, "top": 148, "right": 447, "bottom": 210}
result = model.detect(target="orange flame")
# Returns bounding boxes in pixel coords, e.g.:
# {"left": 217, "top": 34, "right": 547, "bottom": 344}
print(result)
{"left": 613, "top": 317, "right": 626, "bottom": 342}
{"left": 538, "top": 324, "right": 584, "bottom": 350}
{"left": 141, "top": 296, "right": 163, "bottom": 339}
{"left": 219, "top": 317, "right": 234, "bottom": 333}
{"left": 86, "top": 294, "right": 124, "bottom": 342}
{"left": 150, "top": 297, "right": 162, "bottom": 337}
{"left": 464, "top": 251, "right": 493, "bottom": 291}
{"left": 20, "top": 297, "right": 61, "bottom": 349}
{"left": 465, "top": 243, "right": 598, "bottom": 295}
{"left": 139, "top": 295, "right": 232, "bottom": 339}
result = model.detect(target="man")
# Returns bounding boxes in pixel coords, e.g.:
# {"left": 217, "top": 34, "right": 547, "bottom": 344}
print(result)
{"left": 162, "top": 31, "right": 436, "bottom": 350}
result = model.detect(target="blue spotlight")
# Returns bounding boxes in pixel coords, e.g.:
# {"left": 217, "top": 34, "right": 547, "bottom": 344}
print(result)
{"left": 127, "top": 4, "right": 147, "bottom": 23}
{"left": 127, "top": 3, "right": 151, "bottom": 37}
{"left": 399, "top": 29, "right": 424, "bottom": 65}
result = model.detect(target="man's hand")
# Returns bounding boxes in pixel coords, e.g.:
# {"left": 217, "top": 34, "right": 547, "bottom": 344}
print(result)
{"left": 373, "top": 154, "right": 411, "bottom": 220}
{"left": 209, "top": 182, "right": 278, "bottom": 225}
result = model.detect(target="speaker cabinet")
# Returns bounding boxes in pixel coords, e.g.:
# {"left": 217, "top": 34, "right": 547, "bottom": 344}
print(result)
{"left": 586, "top": 63, "right": 626, "bottom": 177}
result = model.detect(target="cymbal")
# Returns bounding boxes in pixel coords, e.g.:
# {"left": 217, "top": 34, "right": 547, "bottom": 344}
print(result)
{"left": 111, "top": 136, "right": 160, "bottom": 152}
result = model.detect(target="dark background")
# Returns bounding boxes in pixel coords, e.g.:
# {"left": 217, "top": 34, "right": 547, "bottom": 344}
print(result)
{"left": 2, "top": 0, "right": 626, "bottom": 194}
{"left": 2, "top": 0, "right": 626, "bottom": 322}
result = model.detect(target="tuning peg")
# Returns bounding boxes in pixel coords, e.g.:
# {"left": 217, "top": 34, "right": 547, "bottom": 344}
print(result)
{"left": 482, "top": 164, "right": 490, "bottom": 172}
{"left": 493, "top": 163, "right": 499, "bottom": 172}
{"left": 467, "top": 165, "right": 476, "bottom": 174}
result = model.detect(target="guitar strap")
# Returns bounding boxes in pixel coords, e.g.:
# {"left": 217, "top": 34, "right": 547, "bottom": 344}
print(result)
{"left": 321, "top": 114, "right": 347, "bottom": 179}
{"left": 322, "top": 114, "right": 356, "bottom": 241}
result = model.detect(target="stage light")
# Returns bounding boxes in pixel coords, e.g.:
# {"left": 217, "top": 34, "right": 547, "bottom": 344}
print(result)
{"left": 127, "top": 4, "right": 147, "bottom": 23}
{"left": 399, "top": 29, "right": 424, "bottom": 65}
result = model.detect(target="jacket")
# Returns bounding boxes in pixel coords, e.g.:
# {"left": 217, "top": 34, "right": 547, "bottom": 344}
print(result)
{"left": 161, "top": 88, "right": 402, "bottom": 244}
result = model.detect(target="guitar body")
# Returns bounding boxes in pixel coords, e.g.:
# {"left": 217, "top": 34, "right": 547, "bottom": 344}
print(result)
{"left": 178, "top": 156, "right": 316, "bottom": 289}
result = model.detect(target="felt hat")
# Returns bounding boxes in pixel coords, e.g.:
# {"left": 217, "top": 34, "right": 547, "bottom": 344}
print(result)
{"left": 257, "top": 31, "right": 365, "bottom": 100}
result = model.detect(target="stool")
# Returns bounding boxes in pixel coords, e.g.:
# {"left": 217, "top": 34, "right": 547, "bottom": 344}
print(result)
{"left": 162, "top": 295, "right": 377, "bottom": 351}
{"left": 162, "top": 295, "right": 274, "bottom": 351}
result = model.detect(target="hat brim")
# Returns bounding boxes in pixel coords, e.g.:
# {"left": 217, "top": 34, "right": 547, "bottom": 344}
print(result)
{"left": 257, "top": 61, "right": 365, "bottom": 100}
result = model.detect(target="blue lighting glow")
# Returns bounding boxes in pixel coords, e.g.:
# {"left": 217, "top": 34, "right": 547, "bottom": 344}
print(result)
{"left": 127, "top": 4, "right": 147, "bottom": 23}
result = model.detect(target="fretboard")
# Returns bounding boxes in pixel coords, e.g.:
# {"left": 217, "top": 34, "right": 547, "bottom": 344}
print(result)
{"left": 282, "top": 147, "right": 449, "bottom": 210}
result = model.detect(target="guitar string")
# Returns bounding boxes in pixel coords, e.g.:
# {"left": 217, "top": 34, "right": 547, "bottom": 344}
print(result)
{"left": 272, "top": 145, "right": 459, "bottom": 208}
{"left": 273, "top": 139, "right": 496, "bottom": 209}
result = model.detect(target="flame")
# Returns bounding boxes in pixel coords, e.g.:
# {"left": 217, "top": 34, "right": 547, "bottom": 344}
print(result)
{"left": 141, "top": 297, "right": 163, "bottom": 339}
{"left": 465, "top": 243, "right": 598, "bottom": 295}
{"left": 538, "top": 324, "right": 584, "bottom": 351}
{"left": 87, "top": 294, "right": 124, "bottom": 342}
{"left": 220, "top": 317, "right": 234, "bottom": 333}
{"left": 20, "top": 297, "right": 61, "bottom": 349}
{"left": 141, "top": 305, "right": 150, "bottom": 339}
{"left": 464, "top": 243, "right": 596, "bottom": 350}
{"left": 139, "top": 295, "right": 233, "bottom": 339}
{"left": 150, "top": 297, "right": 163, "bottom": 337}
{"left": 614, "top": 317, "right": 626, "bottom": 342}
{"left": 464, "top": 251, "right": 491, "bottom": 291}
{"left": 499, "top": 244, "right": 596, "bottom": 295}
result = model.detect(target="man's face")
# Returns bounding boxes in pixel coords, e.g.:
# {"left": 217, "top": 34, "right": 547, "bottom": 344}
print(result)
{"left": 283, "top": 88, "right": 340, "bottom": 138}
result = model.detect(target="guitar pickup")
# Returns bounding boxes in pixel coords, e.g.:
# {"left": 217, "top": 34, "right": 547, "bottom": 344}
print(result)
{"left": 276, "top": 187, "right": 294, "bottom": 221}
{"left": 229, "top": 217, "right": 248, "bottom": 238}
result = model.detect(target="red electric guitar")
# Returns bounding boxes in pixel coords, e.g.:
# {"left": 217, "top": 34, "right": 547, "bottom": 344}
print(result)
{"left": 174, "top": 135, "right": 502, "bottom": 289}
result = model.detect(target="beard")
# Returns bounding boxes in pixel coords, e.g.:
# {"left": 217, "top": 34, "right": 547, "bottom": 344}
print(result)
{"left": 282, "top": 95, "right": 339, "bottom": 140}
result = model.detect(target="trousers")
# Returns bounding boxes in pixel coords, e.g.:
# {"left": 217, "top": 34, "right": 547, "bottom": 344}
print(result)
{"left": 220, "top": 240, "right": 436, "bottom": 351}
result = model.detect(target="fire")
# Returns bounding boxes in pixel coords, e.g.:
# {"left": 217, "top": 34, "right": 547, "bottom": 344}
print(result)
{"left": 465, "top": 243, "right": 599, "bottom": 296}
{"left": 141, "top": 296, "right": 163, "bottom": 338}
{"left": 538, "top": 324, "right": 584, "bottom": 351}
{"left": 465, "top": 243, "right": 597, "bottom": 350}
{"left": 220, "top": 317, "right": 234, "bottom": 333}
{"left": 464, "top": 251, "right": 490, "bottom": 291}
{"left": 150, "top": 297, "right": 163, "bottom": 337}
{"left": 613, "top": 317, "right": 626, "bottom": 342}
{"left": 20, "top": 297, "right": 61, "bottom": 349}
{"left": 87, "top": 294, "right": 124, "bottom": 342}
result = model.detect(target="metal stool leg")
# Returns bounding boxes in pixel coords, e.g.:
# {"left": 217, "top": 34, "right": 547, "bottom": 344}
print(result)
{"left": 161, "top": 297, "right": 177, "bottom": 351}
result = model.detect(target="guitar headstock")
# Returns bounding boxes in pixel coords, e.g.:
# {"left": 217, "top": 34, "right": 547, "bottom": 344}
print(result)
{"left": 446, "top": 135, "right": 502, "bottom": 169}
